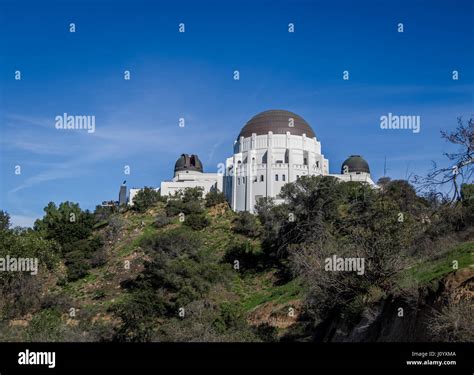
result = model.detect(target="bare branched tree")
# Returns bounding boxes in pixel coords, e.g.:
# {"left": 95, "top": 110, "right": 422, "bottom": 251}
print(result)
{"left": 412, "top": 117, "right": 473, "bottom": 202}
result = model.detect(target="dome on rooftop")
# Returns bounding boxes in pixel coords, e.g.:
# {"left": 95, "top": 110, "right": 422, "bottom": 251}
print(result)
{"left": 238, "top": 110, "right": 316, "bottom": 139}
{"left": 341, "top": 155, "right": 370, "bottom": 174}
{"left": 174, "top": 154, "right": 203, "bottom": 174}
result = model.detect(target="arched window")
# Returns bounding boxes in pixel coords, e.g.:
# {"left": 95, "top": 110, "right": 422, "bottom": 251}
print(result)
{"left": 275, "top": 174, "right": 279, "bottom": 181}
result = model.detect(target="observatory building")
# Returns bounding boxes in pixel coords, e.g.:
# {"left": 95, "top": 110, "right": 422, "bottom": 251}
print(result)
{"left": 223, "top": 110, "right": 375, "bottom": 212}
{"left": 160, "top": 154, "right": 222, "bottom": 196}
{"left": 126, "top": 109, "right": 375, "bottom": 211}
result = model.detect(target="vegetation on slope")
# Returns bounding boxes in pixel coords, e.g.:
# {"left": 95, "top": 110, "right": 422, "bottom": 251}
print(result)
{"left": 0, "top": 178, "right": 473, "bottom": 342}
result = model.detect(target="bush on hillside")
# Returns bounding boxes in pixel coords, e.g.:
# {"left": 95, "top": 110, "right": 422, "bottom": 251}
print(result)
{"left": 232, "top": 211, "right": 260, "bottom": 237}
{"left": 205, "top": 191, "right": 227, "bottom": 207}
{"left": 132, "top": 187, "right": 165, "bottom": 213}
{"left": 153, "top": 214, "right": 172, "bottom": 229}
{"left": 183, "top": 213, "right": 209, "bottom": 231}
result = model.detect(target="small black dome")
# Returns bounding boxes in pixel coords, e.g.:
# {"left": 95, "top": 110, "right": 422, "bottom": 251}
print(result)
{"left": 341, "top": 155, "right": 370, "bottom": 174}
{"left": 174, "top": 154, "right": 203, "bottom": 173}
{"left": 238, "top": 110, "right": 316, "bottom": 139}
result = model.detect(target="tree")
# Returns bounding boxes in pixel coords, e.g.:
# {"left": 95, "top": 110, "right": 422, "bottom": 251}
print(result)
{"left": 182, "top": 187, "right": 205, "bottom": 203}
{"left": 34, "top": 202, "right": 96, "bottom": 249}
{"left": 94, "top": 204, "right": 117, "bottom": 222}
{"left": 413, "top": 117, "right": 473, "bottom": 201}
{"left": 254, "top": 175, "right": 423, "bottom": 323}
{"left": 132, "top": 187, "right": 163, "bottom": 213}
{"left": 165, "top": 187, "right": 204, "bottom": 217}
{"left": 0, "top": 211, "right": 11, "bottom": 232}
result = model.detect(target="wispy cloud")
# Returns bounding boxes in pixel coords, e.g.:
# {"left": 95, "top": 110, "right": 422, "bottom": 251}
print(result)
{"left": 4, "top": 112, "right": 231, "bottom": 194}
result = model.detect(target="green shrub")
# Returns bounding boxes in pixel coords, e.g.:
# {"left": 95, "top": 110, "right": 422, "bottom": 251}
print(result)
{"left": 224, "top": 240, "right": 262, "bottom": 270}
{"left": 153, "top": 214, "right": 172, "bottom": 228}
{"left": 233, "top": 211, "right": 260, "bottom": 237}
{"left": 63, "top": 236, "right": 103, "bottom": 281}
{"left": 64, "top": 250, "right": 90, "bottom": 281}
{"left": 213, "top": 302, "right": 247, "bottom": 333}
{"left": 132, "top": 187, "right": 164, "bottom": 212}
{"left": 165, "top": 199, "right": 203, "bottom": 217}
{"left": 205, "top": 191, "right": 227, "bottom": 207}
{"left": 183, "top": 213, "right": 209, "bottom": 231}
{"left": 25, "top": 309, "right": 63, "bottom": 342}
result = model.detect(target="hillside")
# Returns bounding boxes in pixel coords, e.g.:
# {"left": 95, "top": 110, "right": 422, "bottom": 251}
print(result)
{"left": 63, "top": 202, "right": 306, "bottom": 338}
{"left": 1, "top": 178, "right": 473, "bottom": 342}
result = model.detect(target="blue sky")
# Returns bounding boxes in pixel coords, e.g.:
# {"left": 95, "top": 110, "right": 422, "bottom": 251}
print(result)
{"left": 1, "top": 0, "right": 473, "bottom": 227}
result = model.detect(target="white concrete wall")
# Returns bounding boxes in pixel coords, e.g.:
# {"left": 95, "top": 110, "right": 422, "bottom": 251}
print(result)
{"left": 331, "top": 172, "right": 376, "bottom": 186}
{"left": 160, "top": 171, "right": 223, "bottom": 197}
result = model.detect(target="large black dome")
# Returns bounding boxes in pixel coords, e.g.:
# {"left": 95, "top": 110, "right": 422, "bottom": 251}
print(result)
{"left": 238, "top": 110, "right": 316, "bottom": 139}
{"left": 341, "top": 155, "right": 370, "bottom": 174}
{"left": 174, "top": 154, "right": 203, "bottom": 173}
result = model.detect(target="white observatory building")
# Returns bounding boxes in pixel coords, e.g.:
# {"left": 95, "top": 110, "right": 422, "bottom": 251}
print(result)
{"left": 223, "top": 110, "right": 375, "bottom": 212}
{"left": 126, "top": 109, "right": 375, "bottom": 211}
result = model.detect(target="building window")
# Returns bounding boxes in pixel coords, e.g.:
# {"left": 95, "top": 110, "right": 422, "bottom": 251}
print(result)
{"left": 243, "top": 177, "right": 246, "bottom": 183}
{"left": 275, "top": 174, "right": 279, "bottom": 181}
{"left": 316, "top": 161, "right": 319, "bottom": 168}
{"left": 282, "top": 174, "right": 286, "bottom": 181}
{"left": 260, "top": 175, "right": 264, "bottom": 182}
{"left": 296, "top": 175, "right": 299, "bottom": 179}
{"left": 238, "top": 178, "right": 240, "bottom": 185}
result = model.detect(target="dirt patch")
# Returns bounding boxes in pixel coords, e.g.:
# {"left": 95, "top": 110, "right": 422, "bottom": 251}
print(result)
{"left": 248, "top": 299, "right": 302, "bottom": 329}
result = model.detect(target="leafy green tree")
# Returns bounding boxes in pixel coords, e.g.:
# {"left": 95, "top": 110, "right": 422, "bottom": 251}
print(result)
{"left": 94, "top": 204, "right": 118, "bottom": 222}
{"left": 182, "top": 187, "right": 204, "bottom": 203}
{"left": 165, "top": 187, "right": 204, "bottom": 217}
{"left": 132, "top": 187, "right": 164, "bottom": 213}
{"left": 34, "top": 202, "right": 96, "bottom": 249}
